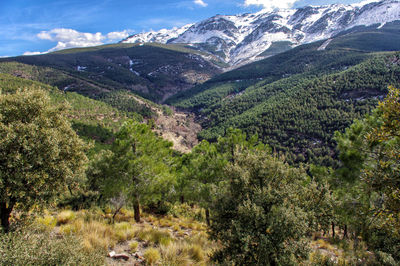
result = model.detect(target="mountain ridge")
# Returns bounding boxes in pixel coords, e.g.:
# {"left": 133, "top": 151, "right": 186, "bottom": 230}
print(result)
{"left": 122, "top": 0, "right": 400, "bottom": 66}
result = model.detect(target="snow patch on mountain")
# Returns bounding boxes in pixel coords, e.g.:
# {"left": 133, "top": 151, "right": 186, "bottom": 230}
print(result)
{"left": 122, "top": 24, "right": 193, "bottom": 43}
{"left": 122, "top": 0, "right": 400, "bottom": 66}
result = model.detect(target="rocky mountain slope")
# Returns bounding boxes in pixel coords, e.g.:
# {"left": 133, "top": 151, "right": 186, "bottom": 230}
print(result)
{"left": 123, "top": 0, "right": 400, "bottom": 66}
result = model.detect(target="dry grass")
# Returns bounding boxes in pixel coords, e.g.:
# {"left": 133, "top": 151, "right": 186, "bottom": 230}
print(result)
{"left": 186, "top": 244, "right": 205, "bottom": 262}
{"left": 158, "top": 238, "right": 212, "bottom": 265}
{"left": 115, "top": 208, "right": 134, "bottom": 222}
{"left": 315, "top": 239, "right": 335, "bottom": 252}
{"left": 159, "top": 242, "right": 192, "bottom": 265}
{"left": 159, "top": 218, "right": 173, "bottom": 227}
{"left": 56, "top": 210, "right": 76, "bottom": 225}
{"left": 34, "top": 206, "right": 216, "bottom": 265}
{"left": 114, "top": 221, "right": 136, "bottom": 242}
{"left": 129, "top": 241, "right": 139, "bottom": 252}
{"left": 144, "top": 247, "right": 161, "bottom": 265}
{"left": 81, "top": 220, "right": 116, "bottom": 252}
{"left": 35, "top": 215, "right": 57, "bottom": 230}
{"left": 172, "top": 224, "right": 181, "bottom": 231}
{"left": 137, "top": 227, "right": 172, "bottom": 245}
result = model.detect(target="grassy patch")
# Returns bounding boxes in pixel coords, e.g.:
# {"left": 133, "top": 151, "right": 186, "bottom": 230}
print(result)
{"left": 56, "top": 210, "right": 76, "bottom": 225}
{"left": 144, "top": 247, "right": 161, "bottom": 265}
{"left": 0, "top": 226, "right": 104, "bottom": 265}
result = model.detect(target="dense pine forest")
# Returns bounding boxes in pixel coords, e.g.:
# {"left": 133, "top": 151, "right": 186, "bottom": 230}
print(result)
{"left": 168, "top": 48, "right": 400, "bottom": 167}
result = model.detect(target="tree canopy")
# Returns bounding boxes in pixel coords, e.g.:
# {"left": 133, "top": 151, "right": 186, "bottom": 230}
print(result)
{"left": 0, "top": 88, "right": 88, "bottom": 231}
{"left": 87, "top": 120, "right": 176, "bottom": 222}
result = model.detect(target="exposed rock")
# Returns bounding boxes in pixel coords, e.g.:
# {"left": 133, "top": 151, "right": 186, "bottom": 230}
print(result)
{"left": 108, "top": 251, "right": 130, "bottom": 261}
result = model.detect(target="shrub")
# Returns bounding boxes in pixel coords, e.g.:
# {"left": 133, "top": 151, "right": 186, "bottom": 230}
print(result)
{"left": 315, "top": 239, "right": 335, "bottom": 251}
{"left": 376, "top": 251, "right": 397, "bottom": 266}
{"left": 145, "top": 201, "right": 172, "bottom": 215}
{"left": 58, "top": 190, "right": 99, "bottom": 210}
{"left": 144, "top": 247, "right": 161, "bottom": 265}
{"left": 209, "top": 150, "right": 313, "bottom": 265}
{"left": 76, "top": 208, "right": 104, "bottom": 222}
{"left": 172, "top": 224, "right": 180, "bottom": 231}
{"left": 159, "top": 218, "right": 173, "bottom": 227}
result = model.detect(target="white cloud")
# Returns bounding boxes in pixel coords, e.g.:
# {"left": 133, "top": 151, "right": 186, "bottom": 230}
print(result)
{"left": 194, "top": 0, "right": 208, "bottom": 7}
{"left": 37, "top": 28, "right": 105, "bottom": 52}
{"left": 26, "top": 28, "right": 134, "bottom": 55}
{"left": 23, "top": 51, "right": 45, "bottom": 56}
{"left": 244, "top": 0, "right": 298, "bottom": 10}
{"left": 106, "top": 30, "right": 133, "bottom": 41}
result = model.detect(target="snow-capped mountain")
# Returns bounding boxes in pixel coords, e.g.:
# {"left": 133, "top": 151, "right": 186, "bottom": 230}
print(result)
{"left": 122, "top": 0, "right": 400, "bottom": 66}
{"left": 123, "top": 24, "right": 194, "bottom": 43}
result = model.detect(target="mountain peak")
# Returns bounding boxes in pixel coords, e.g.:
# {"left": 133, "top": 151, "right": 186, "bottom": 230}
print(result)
{"left": 122, "top": 0, "right": 400, "bottom": 67}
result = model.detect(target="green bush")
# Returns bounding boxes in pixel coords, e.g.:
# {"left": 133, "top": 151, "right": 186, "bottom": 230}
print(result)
{"left": 376, "top": 251, "right": 397, "bottom": 266}
{"left": 209, "top": 150, "right": 314, "bottom": 265}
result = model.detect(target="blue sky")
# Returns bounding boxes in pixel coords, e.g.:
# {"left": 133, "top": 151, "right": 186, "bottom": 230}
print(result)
{"left": 0, "top": 0, "right": 368, "bottom": 57}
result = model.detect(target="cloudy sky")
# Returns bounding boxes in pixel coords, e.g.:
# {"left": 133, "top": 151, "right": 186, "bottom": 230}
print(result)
{"left": 0, "top": 0, "right": 370, "bottom": 57}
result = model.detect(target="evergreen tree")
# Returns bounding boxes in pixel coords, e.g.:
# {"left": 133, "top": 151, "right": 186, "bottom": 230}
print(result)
{"left": 209, "top": 149, "right": 315, "bottom": 265}
{"left": 0, "top": 89, "right": 88, "bottom": 231}
{"left": 335, "top": 86, "right": 400, "bottom": 259}
{"left": 88, "top": 120, "right": 175, "bottom": 222}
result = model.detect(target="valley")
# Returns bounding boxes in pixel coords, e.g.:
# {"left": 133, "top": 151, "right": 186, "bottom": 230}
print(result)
{"left": 1, "top": 0, "right": 400, "bottom": 265}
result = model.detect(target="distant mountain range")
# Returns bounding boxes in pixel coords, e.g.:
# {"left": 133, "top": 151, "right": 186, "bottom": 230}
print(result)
{"left": 122, "top": 0, "right": 400, "bottom": 66}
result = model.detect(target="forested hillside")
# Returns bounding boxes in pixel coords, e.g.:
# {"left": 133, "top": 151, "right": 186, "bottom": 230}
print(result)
{"left": 1, "top": 81, "right": 399, "bottom": 264}
{"left": 0, "top": 43, "right": 223, "bottom": 103}
{"left": 168, "top": 31, "right": 400, "bottom": 165}
{"left": 0, "top": 73, "right": 138, "bottom": 152}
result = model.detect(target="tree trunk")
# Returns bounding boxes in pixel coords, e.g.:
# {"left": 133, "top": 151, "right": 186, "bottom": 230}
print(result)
{"left": 205, "top": 208, "right": 210, "bottom": 226}
{"left": 112, "top": 206, "right": 123, "bottom": 224}
{"left": 180, "top": 195, "right": 184, "bottom": 204}
{"left": 133, "top": 199, "right": 141, "bottom": 223}
{"left": 354, "top": 230, "right": 359, "bottom": 251}
{"left": 331, "top": 222, "right": 335, "bottom": 238}
{"left": 343, "top": 224, "right": 348, "bottom": 239}
{"left": 0, "top": 202, "right": 13, "bottom": 232}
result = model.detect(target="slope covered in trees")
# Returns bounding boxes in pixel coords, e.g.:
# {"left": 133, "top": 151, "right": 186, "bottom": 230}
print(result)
{"left": 168, "top": 36, "right": 400, "bottom": 165}
{"left": 1, "top": 65, "right": 400, "bottom": 264}
{"left": 0, "top": 43, "right": 223, "bottom": 102}
{"left": 0, "top": 73, "right": 137, "bottom": 151}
